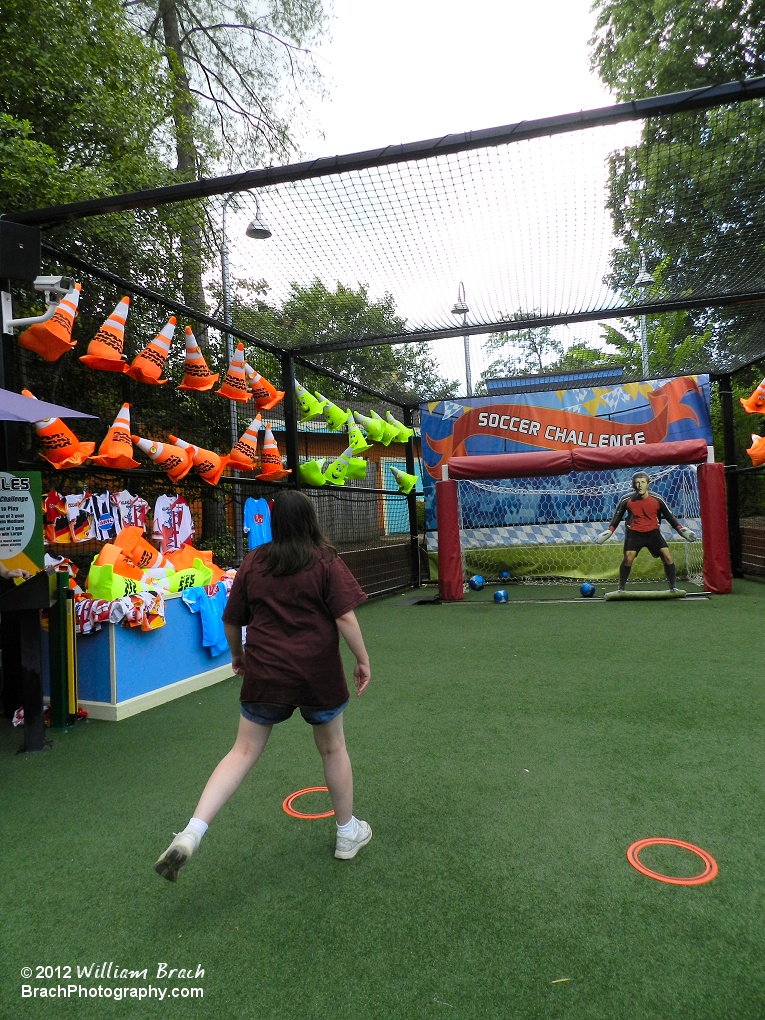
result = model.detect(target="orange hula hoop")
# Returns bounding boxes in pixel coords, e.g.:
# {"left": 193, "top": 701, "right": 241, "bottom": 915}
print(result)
{"left": 626, "top": 838, "right": 718, "bottom": 885}
{"left": 282, "top": 786, "right": 335, "bottom": 819}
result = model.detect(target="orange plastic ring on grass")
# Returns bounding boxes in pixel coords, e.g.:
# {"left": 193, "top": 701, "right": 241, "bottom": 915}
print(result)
{"left": 282, "top": 786, "right": 334, "bottom": 819}
{"left": 626, "top": 838, "right": 718, "bottom": 885}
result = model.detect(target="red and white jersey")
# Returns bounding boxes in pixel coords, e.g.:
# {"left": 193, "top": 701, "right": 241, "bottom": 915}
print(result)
{"left": 111, "top": 490, "right": 150, "bottom": 533}
{"left": 43, "top": 490, "right": 70, "bottom": 545}
{"left": 152, "top": 494, "right": 195, "bottom": 553}
{"left": 65, "top": 492, "right": 97, "bottom": 542}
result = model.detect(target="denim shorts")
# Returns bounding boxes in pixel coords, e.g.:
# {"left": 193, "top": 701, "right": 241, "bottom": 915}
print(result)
{"left": 240, "top": 700, "right": 348, "bottom": 726}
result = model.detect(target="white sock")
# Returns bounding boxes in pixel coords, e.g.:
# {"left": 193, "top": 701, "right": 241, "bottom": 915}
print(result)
{"left": 336, "top": 816, "right": 357, "bottom": 837}
{"left": 183, "top": 817, "right": 209, "bottom": 847}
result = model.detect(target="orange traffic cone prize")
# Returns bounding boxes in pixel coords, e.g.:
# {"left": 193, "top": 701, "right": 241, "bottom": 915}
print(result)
{"left": 215, "top": 343, "right": 251, "bottom": 402}
{"left": 169, "top": 434, "right": 230, "bottom": 486}
{"left": 244, "top": 362, "right": 285, "bottom": 410}
{"left": 23, "top": 388, "right": 94, "bottom": 468}
{"left": 93, "top": 543, "right": 143, "bottom": 581}
{"left": 91, "top": 403, "right": 140, "bottom": 469}
{"left": 132, "top": 435, "right": 194, "bottom": 483}
{"left": 19, "top": 283, "right": 81, "bottom": 362}
{"left": 177, "top": 326, "right": 219, "bottom": 391}
{"left": 114, "top": 525, "right": 170, "bottom": 571}
{"left": 255, "top": 426, "right": 291, "bottom": 481}
{"left": 79, "top": 297, "right": 130, "bottom": 373}
{"left": 229, "top": 415, "right": 262, "bottom": 471}
{"left": 127, "top": 316, "right": 176, "bottom": 384}
{"left": 740, "top": 378, "right": 765, "bottom": 414}
{"left": 747, "top": 434, "right": 765, "bottom": 466}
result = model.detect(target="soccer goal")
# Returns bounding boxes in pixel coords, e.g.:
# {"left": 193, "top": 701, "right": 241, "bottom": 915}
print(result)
{"left": 434, "top": 441, "right": 732, "bottom": 598}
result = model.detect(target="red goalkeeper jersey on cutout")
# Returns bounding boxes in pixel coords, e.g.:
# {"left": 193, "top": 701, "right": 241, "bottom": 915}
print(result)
{"left": 608, "top": 493, "right": 682, "bottom": 534}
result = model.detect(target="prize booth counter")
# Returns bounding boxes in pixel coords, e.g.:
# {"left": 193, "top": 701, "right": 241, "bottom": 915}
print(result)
{"left": 42, "top": 591, "right": 234, "bottom": 722}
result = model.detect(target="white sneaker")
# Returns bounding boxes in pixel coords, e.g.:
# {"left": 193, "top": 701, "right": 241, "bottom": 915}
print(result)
{"left": 154, "top": 831, "right": 198, "bottom": 882}
{"left": 334, "top": 820, "right": 372, "bottom": 860}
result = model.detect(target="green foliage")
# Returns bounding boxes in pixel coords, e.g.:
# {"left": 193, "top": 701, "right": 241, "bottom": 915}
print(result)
{"left": 239, "top": 279, "right": 458, "bottom": 402}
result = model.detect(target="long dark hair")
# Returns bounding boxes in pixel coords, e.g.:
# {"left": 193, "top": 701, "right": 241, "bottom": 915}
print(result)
{"left": 261, "top": 490, "right": 336, "bottom": 576}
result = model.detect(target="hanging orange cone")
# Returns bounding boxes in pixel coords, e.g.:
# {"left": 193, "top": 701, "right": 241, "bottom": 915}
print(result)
{"left": 169, "top": 434, "right": 231, "bottom": 486}
{"left": 177, "top": 326, "right": 219, "bottom": 392}
{"left": 215, "top": 343, "right": 251, "bottom": 402}
{"left": 90, "top": 402, "right": 140, "bottom": 469}
{"left": 22, "top": 388, "right": 94, "bottom": 468}
{"left": 747, "top": 434, "right": 765, "bottom": 466}
{"left": 127, "top": 315, "right": 176, "bottom": 384}
{"left": 79, "top": 296, "right": 131, "bottom": 373}
{"left": 229, "top": 414, "right": 262, "bottom": 471}
{"left": 254, "top": 426, "right": 291, "bottom": 481}
{"left": 19, "top": 283, "right": 81, "bottom": 362}
{"left": 132, "top": 434, "right": 194, "bottom": 482}
{"left": 244, "top": 361, "right": 285, "bottom": 410}
{"left": 114, "top": 525, "right": 170, "bottom": 571}
{"left": 740, "top": 378, "right": 765, "bottom": 413}
{"left": 93, "top": 542, "right": 144, "bottom": 581}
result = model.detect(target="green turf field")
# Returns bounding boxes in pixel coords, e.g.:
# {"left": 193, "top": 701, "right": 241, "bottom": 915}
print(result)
{"left": 3, "top": 579, "right": 764, "bottom": 1018}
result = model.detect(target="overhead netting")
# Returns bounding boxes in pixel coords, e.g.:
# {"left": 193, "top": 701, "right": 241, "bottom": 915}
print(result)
{"left": 20, "top": 78, "right": 765, "bottom": 388}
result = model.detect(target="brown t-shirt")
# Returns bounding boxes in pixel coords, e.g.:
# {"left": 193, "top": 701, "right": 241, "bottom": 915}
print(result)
{"left": 222, "top": 547, "right": 367, "bottom": 709}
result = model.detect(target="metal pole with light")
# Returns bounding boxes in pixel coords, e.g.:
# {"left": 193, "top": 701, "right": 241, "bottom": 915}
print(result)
{"left": 451, "top": 282, "right": 471, "bottom": 397}
{"left": 221, "top": 193, "right": 272, "bottom": 564}
{"left": 634, "top": 255, "right": 655, "bottom": 379}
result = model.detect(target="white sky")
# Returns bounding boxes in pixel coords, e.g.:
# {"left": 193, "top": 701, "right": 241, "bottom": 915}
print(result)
{"left": 308, "top": 0, "right": 614, "bottom": 158}
{"left": 299, "top": 0, "right": 620, "bottom": 392}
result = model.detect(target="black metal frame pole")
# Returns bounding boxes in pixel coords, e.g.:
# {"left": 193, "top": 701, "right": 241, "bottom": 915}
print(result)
{"left": 717, "top": 373, "right": 743, "bottom": 576}
{"left": 281, "top": 353, "right": 300, "bottom": 487}
{"left": 403, "top": 408, "right": 420, "bottom": 588}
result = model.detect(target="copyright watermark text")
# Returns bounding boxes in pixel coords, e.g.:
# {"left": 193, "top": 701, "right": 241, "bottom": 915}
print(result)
{"left": 19, "top": 962, "right": 205, "bottom": 1002}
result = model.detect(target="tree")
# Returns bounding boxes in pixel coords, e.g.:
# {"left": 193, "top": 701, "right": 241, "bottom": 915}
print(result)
{"left": 236, "top": 279, "right": 459, "bottom": 403}
{"left": 589, "top": 0, "right": 765, "bottom": 380}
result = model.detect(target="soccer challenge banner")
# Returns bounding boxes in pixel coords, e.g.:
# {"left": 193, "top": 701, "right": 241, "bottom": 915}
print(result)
{"left": 0, "top": 470, "right": 44, "bottom": 575}
{"left": 420, "top": 375, "right": 712, "bottom": 529}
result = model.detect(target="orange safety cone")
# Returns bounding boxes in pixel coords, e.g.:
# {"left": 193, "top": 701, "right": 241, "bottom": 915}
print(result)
{"left": 169, "top": 434, "right": 231, "bottom": 486}
{"left": 254, "top": 426, "right": 291, "bottom": 481}
{"left": 747, "top": 434, "right": 765, "bottom": 466}
{"left": 90, "top": 402, "right": 141, "bottom": 469}
{"left": 127, "top": 316, "right": 176, "bottom": 385}
{"left": 244, "top": 362, "right": 285, "bottom": 410}
{"left": 229, "top": 414, "right": 262, "bottom": 471}
{"left": 215, "top": 343, "right": 252, "bottom": 402}
{"left": 132, "top": 434, "right": 194, "bottom": 483}
{"left": 93, "top": 542, "right": 144, "bottom": 581}
{"left": 177, "top": 326, "right": 219, "bottom": 391}
{"left": 22, "top": 388, "right": 95, "bottom": 468}
{"left": 740, "top": 378, "right": 765, "bottom": 414}
{"left": 19, "top": 283, "right": 81, "bottom": 362}
{"left": 79, "top": 296, "right": 131, "bottom": 373}
{"left": 114, "top": 525, "right": 170, "bottom": 571}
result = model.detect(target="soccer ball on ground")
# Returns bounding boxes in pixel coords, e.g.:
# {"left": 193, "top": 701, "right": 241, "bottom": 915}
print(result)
{"left": 494, "top": 589, "right": 509, "bottom": 604}
{"left": 499, "top": 570, "right": 510, "bottom": 581}
{"left": 580, "top": 582, "right": 596, "bottom": 598}
{"left": 468, "top": 575, "right": 485, "bottom": 591}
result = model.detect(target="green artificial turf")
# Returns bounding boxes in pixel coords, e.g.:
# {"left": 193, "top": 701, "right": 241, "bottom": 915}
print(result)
{"left": 3, "top": 580, "right": 764, "bottom": 1018}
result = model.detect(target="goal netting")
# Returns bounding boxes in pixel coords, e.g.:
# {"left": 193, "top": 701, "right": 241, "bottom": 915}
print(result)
{"left": 455, "top": 463, "right": 703, "bottom": 585}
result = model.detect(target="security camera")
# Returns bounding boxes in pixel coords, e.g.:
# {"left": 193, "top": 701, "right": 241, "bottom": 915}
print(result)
{"left": 33, "top": 275, "right": 75, "bottom": 298}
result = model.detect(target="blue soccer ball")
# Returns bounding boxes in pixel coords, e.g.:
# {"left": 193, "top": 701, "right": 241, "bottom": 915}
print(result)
{"left": 469, "top": 575, "right": 485, "bottom": 591}
{"left": 499, "top": 570, "right": 510, "bottom": 581}
{"left": 494, "top": 589, "right": 509, "bottom": 604}
{"left": 580, "top": 582, "right": 596, "bottom": 598}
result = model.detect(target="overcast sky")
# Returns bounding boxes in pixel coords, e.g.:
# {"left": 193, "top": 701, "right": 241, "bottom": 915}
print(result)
{"left": 307, "top": 0, "right": 615, "bottom": 159}
{"left": 300, "top": 0, "right": 619, "bottom": 391}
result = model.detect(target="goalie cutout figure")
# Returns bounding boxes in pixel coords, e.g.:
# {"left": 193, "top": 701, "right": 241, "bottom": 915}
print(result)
{"left": 595, "top": 471, "right": 697, "bottom": 591}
